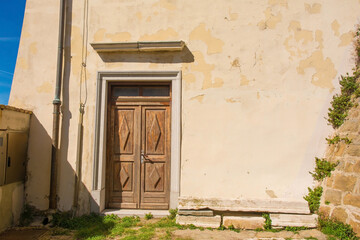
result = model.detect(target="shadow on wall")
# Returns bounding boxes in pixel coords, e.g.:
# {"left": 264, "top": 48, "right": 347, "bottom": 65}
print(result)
{"left": 96, "top": 45, "right": 194, "bottom": 63}
{"left": 26, "top": 115, "right": 98, "bottom": 215}
{"left": 25, "top": 0, "right": 98, "bottom": 215}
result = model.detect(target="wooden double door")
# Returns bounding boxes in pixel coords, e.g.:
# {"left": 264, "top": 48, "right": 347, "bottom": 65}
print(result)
{"left": 106, "top": 84, "right": 171, "bottom": 209}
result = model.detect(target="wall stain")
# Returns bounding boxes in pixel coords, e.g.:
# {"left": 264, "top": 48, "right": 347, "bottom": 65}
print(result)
{"left": 136, "top": 12, "right": 142, "bottom": 21}
{"left": 315, "top": 30, "right": 324, "bottom": 50}
{"left": 146, "top": 16, "right": 152, "bottom": 22}
{"left": 94, "top": 28, "right": 106, "bottom": 42}
{"left": 22, "top": 31, "right": 31, "bottom": 38}
{"left": 284, "top": 21, "right": 313, "bottom": 58}
{"left": 105, "top": 32, "right": 132, "bottom": 42}
{"left": 240, "top": 74, "right": 250, "bottom": 86}
{"left": 71, "top": 26, "right": 83, "bottom": 76}
{"left": 297, "top": 50, "right": 336, "bottom": 90}
{"left": 190, "top": 51, "right": 215, "bottom": 90}
{"left": 257, "top": 92, "right": 260, "bottom": 99}
{"left": 231, "top": 58, "right": 241, "bottom": 68}
{"left": 190, "top": 94, "right": 205, "bottom": 103}
{"left": 16, "top": 58, "right": 28, "bottom": 70}
{"left": 266, "top": 190, "right": 278, "bottom": 198}
{"left": 36, "top": 81, "right": 52, "bottom": 93}
{"left": 331, "top": 20, "right": 340, "bottom": 37}
{"left": 258, "top": 7, "right": 282, "bottom": 30}
{"left": 139, "top": 28, "right": 179, "bottom": 41}
{"left": 30, "top": 42, "right": 37, "bottom": 55}
{"left": 226, "top": 97, "right": 241, "bottom": 103}
{"left": 152, "top": 0, "right": 176, "bottom": 11}
{"left": 304, "top": 3, "right": 322, "bottom": 14}
{"left": 189, "top": 23, "right": 224, "bottom": 55}
{"left": 268, "top": 0, "right": 288, "bottom": 8}
{"left": 339, "top": 31, "right": 354, "bottom": 47}
{"left": 183, "top": 73, "right": 196, "bottom": 90}
{"left": 228, "top": 8, "right": 238, "bottom": 21}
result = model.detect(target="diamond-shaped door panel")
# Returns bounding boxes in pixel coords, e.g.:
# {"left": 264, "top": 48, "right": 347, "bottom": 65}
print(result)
{"left": 146, "top": 110, "right": 165, "bottom": 154}
{"left": 120, "top": 166, "right": 129, "bottom": 187}
{"left": 119, "top": 116, "right": 130, "bottom": 150}
{"left": 145, "top": 163, "right": 164, "bottom": 192}
{"left": 113, "top": 162, "right": 132, "bottom": 192}
{"left": 149, "top": 166, "right": 161, "bottom": 188}
{"left": 114, "top": 110, "right": 134, "bottom": 154}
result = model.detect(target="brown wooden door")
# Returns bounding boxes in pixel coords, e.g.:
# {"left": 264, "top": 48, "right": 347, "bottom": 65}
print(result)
{"left": 107, "top": 99, "right": 170, "bottom": 209}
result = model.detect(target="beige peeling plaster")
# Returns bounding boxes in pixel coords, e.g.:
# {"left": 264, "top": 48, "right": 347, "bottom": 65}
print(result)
{"left": 189, "top": 51, "right": 224, "bottom": 90}
{"left": 332, "top": 20, "right": 340, "bottom": 37}
{"left": 304, "top": 3, "right": 322, "bottom": 14}
{"left": 284, "top": 21, "right": 313, "bottom": 58}
{"left": 268, "top": 0, "right": 288, "bottom": 8}
{"left": 139, "top": 28, "right": 178, "bottom": 41}
{"left": 339, "top": 32, "right": 354, "bottom": 47}
{"left": 36, "top": 81, "right": 52, "bottom": 94}
{"left": 152, "top": 0, "right": 176, "bottom": 11}
{"left": 189, "top": 23, "right": 224, "bottom": 54}
{"left": 258, "top": 7, "right": 282, "bottom": 30}
{"left": 297, "top": 51, "right": 336, "bottom": 90}
{"left": 190, "top": 94, "right": 205, "bottom": 103}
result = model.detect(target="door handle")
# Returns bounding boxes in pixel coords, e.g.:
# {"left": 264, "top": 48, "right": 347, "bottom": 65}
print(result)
{"left": 141, "top": 151, "right": 152, "bottom": 164}
{"left": 7, "top": 156, "right": 10, "bottom": 167}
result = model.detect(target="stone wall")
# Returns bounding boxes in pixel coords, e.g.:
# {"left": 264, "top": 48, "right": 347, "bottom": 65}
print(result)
{"left": 320, "top": 105, "right": 360, "bottom": 235}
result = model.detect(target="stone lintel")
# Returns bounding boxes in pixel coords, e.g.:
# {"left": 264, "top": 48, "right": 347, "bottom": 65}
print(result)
{"left": 270, "top": 214, "right": 318, "bottom": 228}
{"left": 90, "top": 41, "right": 185, "bottom": 53}
{"left": 178, "top": 197, "right": 310, "bottom": 214}
{"left": 176, "top": 215, "right": 221, "bottom": 228}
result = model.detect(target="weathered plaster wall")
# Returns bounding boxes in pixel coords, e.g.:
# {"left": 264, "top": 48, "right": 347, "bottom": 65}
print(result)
{"left": 9, "top": 0, "right": 360, "bottom": 213}
{"left": 0, "top": 182, "right": 24, "bottom": 232}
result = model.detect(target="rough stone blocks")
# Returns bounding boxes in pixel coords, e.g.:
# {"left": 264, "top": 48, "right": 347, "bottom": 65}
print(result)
{"left": 270, "top": 214, "right": 318, "bottom": 228}
{"left": 223, "top": 216, "right": 264, "bottom": 230}
{"left": 176, "top": 215, "right": 221, "bottom": 228}
{"left": 324, "top": 189, "right": 342, "bottom": 205}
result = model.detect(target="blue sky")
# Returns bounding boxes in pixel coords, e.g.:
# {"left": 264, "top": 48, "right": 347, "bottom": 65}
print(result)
{"left": 0, "top": 0, "right": 26, "bottom": 105}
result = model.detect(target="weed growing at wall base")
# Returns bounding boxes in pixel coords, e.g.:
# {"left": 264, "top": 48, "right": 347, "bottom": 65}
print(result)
{"left": 309, "top": 158, "right": 338, "bottom": 181}
{"left": 304, "top": 186, "right": 323, "bottom": 213}
{"left": 318, "top": 216, "right": 359, "bottom": 240}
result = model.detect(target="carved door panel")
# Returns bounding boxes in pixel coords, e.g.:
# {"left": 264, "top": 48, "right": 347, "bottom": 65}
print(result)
{"left": 107, "top": 106, "right": 141, "bottom": 208}
{"left": 140, "top": 106, "right": 170, "bottom": 209}
{"left": 107, "top": 104, "right": 170, "bottom": 209}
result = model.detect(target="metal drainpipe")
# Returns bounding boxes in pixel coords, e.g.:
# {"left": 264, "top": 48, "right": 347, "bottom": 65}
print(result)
{"left": 50, "top": 0, "right": 66, "bottom": 210}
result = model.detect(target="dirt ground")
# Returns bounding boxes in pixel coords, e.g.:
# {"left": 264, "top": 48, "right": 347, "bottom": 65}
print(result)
{"left": 0, "top": 227, "right": 328, "bottom": 240}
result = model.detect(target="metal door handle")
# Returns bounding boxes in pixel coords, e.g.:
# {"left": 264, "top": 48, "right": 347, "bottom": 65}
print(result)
{"left": 7, "top": 157, "right": 10, "bottom": 167}
{"left": 141, "top": 151, "right": 152, "bottom": 164}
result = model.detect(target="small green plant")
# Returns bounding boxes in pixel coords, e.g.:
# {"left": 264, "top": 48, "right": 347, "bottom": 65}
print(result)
{"left": 145, "top": 212, "right": 154, "bottom": 220}
{"left": 304, "top": 186, "right": 323, "bottom": 213}
{"left": 328, "top": 71, "right": 360, "bottom": 129}
{"left": 318, "top": 216, "right": 358, "bottom": 240}
{"left": 217, "top": 225, "right": 226, "bottom": 230}
{"left": 51, "top": 227, "right": 70, "bottom": 236}
{"left": 284, "top": 226, "right": 309, "bottom": 233}
{"left": 168, "top": 208, "right": 178, "bottom": 220}
{"left": 262, "top": 213, "right": 272, "bottom": 230}
{"left": 326, "top": 135, "right": 352, "bottom": 145}
{"left": 188, "top": 224, "right": 197, "bottom": 230}
{"left": 309, "top": 158, "right": 338, "bottom": 181}
{"left": 19, "top": 204, "right": 36, "bottom": 226}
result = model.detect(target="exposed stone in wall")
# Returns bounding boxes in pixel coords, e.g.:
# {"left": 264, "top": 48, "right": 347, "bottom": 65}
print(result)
{"left": 320, "top": 105, "right": 360, "bottom": 235}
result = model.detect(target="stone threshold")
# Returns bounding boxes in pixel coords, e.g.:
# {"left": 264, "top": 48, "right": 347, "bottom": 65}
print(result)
{"left": 101, "top": 209, "right": 169, "bottom": 218}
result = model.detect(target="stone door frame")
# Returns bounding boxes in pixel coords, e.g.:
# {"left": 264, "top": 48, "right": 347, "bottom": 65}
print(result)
{"left": 91, "top": 71, "right": 182, "bottom": 212}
